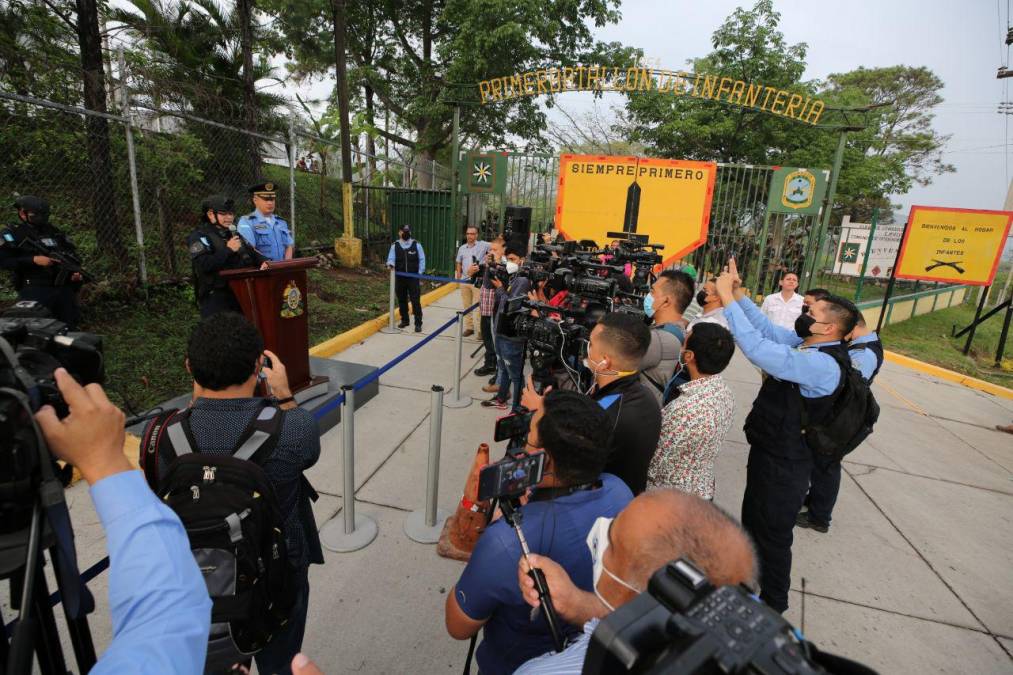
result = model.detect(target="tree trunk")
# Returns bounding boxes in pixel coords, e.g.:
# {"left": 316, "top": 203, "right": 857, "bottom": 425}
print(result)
{"left": 237, "top": 0, "right": 260, "bottom": 179}
{"left": 75, "top": 0, "right": 126, "bottom": 261}
{"left": 417, "top": 147, "right": 436, "bottom": 190}
{"left": 319, "top": 153, "right": 327, "bottom": 214}
{"left": 364, "top": 85, "right": 378, "bottom": 182}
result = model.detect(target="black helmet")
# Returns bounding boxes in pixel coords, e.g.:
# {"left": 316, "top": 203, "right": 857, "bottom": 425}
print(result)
{"left": 201, "top": 194, "right": 235, "bottom": 214}
{"left": 13, "top": 195, "right": 50, "bottom": 224}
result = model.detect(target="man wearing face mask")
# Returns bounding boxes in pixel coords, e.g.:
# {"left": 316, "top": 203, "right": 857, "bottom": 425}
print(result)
{"left": 687, "top": 277, "right": 729, "bottom": 330}
{"left": 445, "top": 391, "right": 633, "bottom": 675}
{"left": 639, "top": 269, "right": 694, "bottom": 405}
{"left": 714, "top": 259, "right": 859, "bottom": 614}
{"left": 386, "top": 224, "right": 426, "bottom": 332}
{"left": 513, "top": 489, "right": 757, "bottom": 674}
{"left": 481, "top": 241, "right": 530, "bottom": 411}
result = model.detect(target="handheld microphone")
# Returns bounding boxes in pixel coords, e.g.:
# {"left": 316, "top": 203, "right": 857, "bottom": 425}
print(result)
{"left": 228, "top": 224, "right": 239, "bottom": 239}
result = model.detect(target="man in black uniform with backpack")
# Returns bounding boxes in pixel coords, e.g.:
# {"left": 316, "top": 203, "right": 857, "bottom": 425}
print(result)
{"left": 140, "top": 313, "right": 321, "bottom": 674}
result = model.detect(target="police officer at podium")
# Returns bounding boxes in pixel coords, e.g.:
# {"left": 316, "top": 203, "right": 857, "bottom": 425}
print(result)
{"left": 237, "top": 182, "right": 294, "bottom": 261}
{"left": 0, "top": 196, "right": 85, "bottom": 327}
{"left": 188, "top": 194, "right": 268, "bottom": 318}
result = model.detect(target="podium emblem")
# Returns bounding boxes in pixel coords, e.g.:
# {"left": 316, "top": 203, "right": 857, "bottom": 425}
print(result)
{"left": 280, "top": 280, "right": 304, "bottom": 318}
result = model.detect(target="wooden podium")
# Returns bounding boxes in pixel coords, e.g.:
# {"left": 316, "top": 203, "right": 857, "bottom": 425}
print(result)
{"left": 220, "top": 258, "right": 329, "bottom": 401}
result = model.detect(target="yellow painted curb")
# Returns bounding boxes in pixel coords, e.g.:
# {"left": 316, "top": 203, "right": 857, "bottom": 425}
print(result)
{"left": 884, "top": 350, "right": 1013, "bottom": 400}
{"left": 309, "top": 282, "right": 459, "bottom": 358}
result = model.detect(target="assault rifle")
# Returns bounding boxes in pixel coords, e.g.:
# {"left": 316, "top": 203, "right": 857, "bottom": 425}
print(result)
{"left": 13, "top": 224, "right": 93, "bottom": 285}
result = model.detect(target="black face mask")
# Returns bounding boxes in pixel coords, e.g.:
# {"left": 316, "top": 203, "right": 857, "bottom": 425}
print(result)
{"left": 794, "top": 313, "right": 817, "bottom": 338}
{"left": 400, "top": 231, "right": 410, "bottom": 240}
{"left": 696, "top": 290, "right": 709, "bottom": 307}
{"left": 801, "top": 304, "right": 810, "bottom": 315}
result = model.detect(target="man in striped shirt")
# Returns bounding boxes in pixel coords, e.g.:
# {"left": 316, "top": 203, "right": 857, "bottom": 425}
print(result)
{"left": 514, "top": 489, "right": 756, "bottom": 674}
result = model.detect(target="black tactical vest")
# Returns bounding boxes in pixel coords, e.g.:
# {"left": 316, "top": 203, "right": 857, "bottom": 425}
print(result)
{"left": 850, "top": 339, "right": 884, "bottom": 384}
{"left": 393, "top": 240, "right": 420, "bottom": 273}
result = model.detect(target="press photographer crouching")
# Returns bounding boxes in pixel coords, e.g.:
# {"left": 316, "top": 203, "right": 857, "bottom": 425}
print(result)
{"left": 141, "top": 312, "right": 322, "bottom": 675}
{"left": 513, "top": 489, "right": 756, "bottom": 674}
{"left": 445, "top": 390, "right": 633, "bottom": 675}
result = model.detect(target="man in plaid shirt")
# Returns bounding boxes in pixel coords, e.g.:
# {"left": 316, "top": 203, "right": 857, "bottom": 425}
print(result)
{"left": 471, "top": 236, "right": 504, "bottom": 379}
{"left": 647, "top": 323, "right": 736, "bottom": 500}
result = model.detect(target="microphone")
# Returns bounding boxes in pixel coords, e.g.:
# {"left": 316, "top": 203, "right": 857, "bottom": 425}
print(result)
{"left": 228, "top": 224, "right": 239, "bottom": 239}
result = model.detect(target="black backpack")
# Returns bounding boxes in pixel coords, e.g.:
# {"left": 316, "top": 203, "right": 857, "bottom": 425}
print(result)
{"left": 800, "top": 350, "right": 880, "bottom": 464}
{"left": 140, "top": 402, "right": 296, "bottom": 670}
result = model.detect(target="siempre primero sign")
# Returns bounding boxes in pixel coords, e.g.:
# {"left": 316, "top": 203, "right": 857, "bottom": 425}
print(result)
{"left": 894, "top": 206, "right": 1013, "bottom": 286}
{"left": 555, "top": 154, "right": 717, "bottom": 264}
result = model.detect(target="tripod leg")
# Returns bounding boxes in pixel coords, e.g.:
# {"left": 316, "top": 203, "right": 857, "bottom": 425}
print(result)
{"left": 0, "top": 605, "right": 10, "bottom": 675}
{"left": 48, "top": 544, "right": 97, "bottom": 672}
{"left": 29, "top": 563, "right": 67, "bottom": 675}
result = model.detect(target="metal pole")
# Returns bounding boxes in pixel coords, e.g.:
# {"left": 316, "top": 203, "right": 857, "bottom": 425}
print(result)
{"left": 404, "top": 385, "right": 450, "bottom": 543}
{"left": 380, "top": 266, "right": 399, "bottom": 333}
{"left": 995, "top": 298, "right": 1013, "bottom": 366}
{"left": 807, "top": 132, "right": 848, "bottom": 285}
{"left": 751, "top": 208, "right": 773, "bottom": 293}
{"left": 445, "top": 310, "right": 472, "bottom": 408}
{"left": 963, "top": 284, "right": 990, "bottom": 355}
{"left": 854, "top": 207, "right": 879, "bottom": 304}
{"left": 875, "top": 215, "right": 911, "bottom": 334}
{"left": 450, "top": 106, "right": 460, "bottom": 231}
{"left": 320, "top": 385, "right": 378, "bottom": 552}
{"left": 118, "top": 47, "right": 147, "bottom": 287}
{"left": 289, "top": 113, "right": 297, "bottom": 240}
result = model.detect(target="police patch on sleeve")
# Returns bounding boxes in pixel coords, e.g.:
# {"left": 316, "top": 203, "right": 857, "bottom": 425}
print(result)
{"left": 189, "top": 239, "right": 209, "bottom": 257}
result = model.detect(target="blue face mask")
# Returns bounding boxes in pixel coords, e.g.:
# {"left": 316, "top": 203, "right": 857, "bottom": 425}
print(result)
{"left": 643, "top": 292, "right": 656, "bottom": 318}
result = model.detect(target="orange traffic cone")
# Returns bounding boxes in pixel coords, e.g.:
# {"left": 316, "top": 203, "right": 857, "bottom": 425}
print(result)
{"left": 437, "top": 443, "right": 490, "bottom": 561}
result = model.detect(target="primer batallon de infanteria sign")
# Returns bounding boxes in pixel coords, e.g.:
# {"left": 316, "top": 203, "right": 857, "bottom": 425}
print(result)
{"left": 555, "top": 154, "right": 717, "bottom": 264}
{"left": 894, "top": 205, "right": 1013, "bottom": 286}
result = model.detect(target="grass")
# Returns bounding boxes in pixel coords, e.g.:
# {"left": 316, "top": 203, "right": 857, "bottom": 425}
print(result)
{"left": 262, "top": 164, "right": 344, "bottom": 248}
{"left": 881, "top": 300, "right": 1013, "bottom": 388}
{"left": 80, "top": 261, "right": 393, "bottom": 414}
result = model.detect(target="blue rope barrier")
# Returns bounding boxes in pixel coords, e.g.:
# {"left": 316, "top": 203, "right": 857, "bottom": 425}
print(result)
{"left": 394, "top": 271, "right": 472, "bottom": 284}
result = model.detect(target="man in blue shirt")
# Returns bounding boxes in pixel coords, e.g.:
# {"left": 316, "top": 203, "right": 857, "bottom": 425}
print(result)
{"left": 387, "top": 224, "right": 426, "bottom": 332}
{"left": 714, "top": 260, "right": 858, "bottom": 613}
{"left": 455, "top": 224, "right": 490, "bottom": 338}
{"left": 445, "top": 390, "right": 633, "bottom": 675}
{"left": 798, "top": 311, "right": 883, "bottom": 534}
{"left": 35, "top": 369, "right": 211, "bottom": 674}
{"left": 237, "top": 182, "right": 294, "bottom": 261}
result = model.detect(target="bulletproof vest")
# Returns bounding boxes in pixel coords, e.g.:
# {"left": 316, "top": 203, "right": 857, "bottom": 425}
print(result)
{"left": 5, "top": 222, "right": 72, "bottom": 287}
{"left": 743, "top": 343, "right": 850, "bottom": 461}
{"left": 393, "top": 240, "right": 420, "bottom": 273}
{"left": 850, "top": 339, "right": 884, "bottom": 384}
{"left": 192, "top": 223, "right": 261, "bottom": 298}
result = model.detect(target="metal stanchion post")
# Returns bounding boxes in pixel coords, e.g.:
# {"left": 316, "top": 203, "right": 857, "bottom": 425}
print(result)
{"left": 380, "top": 267, "right": 400, "bottom": 333}
{"left": 404, "top": 385, "right": 450, "bottom": 543}
{"left": 444, "top": 310, "right": 472, "bottom": 408}
{"left": 320, "top": 385, "right": 378, "bottom": 552}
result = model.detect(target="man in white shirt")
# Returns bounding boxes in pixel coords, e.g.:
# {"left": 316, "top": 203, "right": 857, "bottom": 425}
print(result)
{"left": 760, "top": 271, "right": 804, "bottom": 330}
{"left": 455, "top": 225, "right": 490, "bottom": 338}
{"left": 687, "top": 278, "right": 728, "bottom": 330}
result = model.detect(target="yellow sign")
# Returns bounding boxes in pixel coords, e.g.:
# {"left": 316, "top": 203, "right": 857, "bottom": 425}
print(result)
{"left": 895, "top": 206, "right": 1013, "bottom": 286}
{"left": 479, "top": 67, "right": 825, "bottom": 125}
{"left": 555, "top": 154, "right": 717, "bottom": 263}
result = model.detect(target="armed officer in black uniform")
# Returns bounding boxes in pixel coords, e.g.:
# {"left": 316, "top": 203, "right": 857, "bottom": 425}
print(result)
{"left": 0, "top": 196, "right": 85, "bottom": 328}
{"left": 188, "top": 194, "right": 269, "bottom": 318}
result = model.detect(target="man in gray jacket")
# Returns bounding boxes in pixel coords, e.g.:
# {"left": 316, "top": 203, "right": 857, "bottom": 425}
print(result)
{"left": 639, "top": 269, "right": 694, "bottom": 405}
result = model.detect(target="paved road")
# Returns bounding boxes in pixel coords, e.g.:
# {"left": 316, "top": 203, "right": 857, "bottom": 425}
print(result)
{"left": 12, "top": 294, "right": 1012, "bottom": 673}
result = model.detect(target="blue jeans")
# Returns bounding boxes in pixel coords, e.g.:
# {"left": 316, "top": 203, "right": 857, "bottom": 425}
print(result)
{"left": 254, "top": 566, "right": 310, "bottom": 675}
{"left": 495, "top": 337, "right": 526, "bottom": 411}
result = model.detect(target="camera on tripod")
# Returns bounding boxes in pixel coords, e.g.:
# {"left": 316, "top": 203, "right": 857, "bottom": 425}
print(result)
{"left": 604, "top": 231, "right": 665, "bottom": 291}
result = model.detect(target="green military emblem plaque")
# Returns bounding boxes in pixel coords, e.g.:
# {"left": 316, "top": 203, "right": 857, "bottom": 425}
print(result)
{"left": 461, "top": 152, "right": 508, "bottom": 194}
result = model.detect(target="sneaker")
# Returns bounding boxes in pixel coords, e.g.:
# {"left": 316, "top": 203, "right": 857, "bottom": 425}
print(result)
{"left": 480, "top": 397, "right": 508, "bottom": 409}
{"left": 474, "top": 366, "right": 495, "bottom": 377}
{"left": 795, "top": 511, "right": 829, "bottom": 533}
{"left": 463, "top": 329, "right": 474, "bottom": 337}
{"left": 482, "top": 383, "right": 500, "bottom": 393}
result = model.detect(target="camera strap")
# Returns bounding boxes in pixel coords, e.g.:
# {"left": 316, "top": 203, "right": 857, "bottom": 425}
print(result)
{"left": 528, "top": 480, "right": 602, "bottom": 503}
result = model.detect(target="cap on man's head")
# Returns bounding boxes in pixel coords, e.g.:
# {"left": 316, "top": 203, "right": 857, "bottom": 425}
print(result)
{"left": 400, "top": 225, "right": 412, "bottom": 234}
{"left": 248, "top": 182, "right": 276, "bottom": 197}
{"left": 201, "top": 194, "right": 235, "bottom": 214}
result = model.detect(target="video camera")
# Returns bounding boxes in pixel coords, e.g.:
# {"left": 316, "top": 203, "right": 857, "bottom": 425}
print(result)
{"left": 603, "top": 231, "right": 664, "bottom": 291}
{"left": 583, "top": 558, "right": 873, "bottom": 675}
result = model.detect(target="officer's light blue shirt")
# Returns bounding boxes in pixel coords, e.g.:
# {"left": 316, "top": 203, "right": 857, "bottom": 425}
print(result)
{"left": 849, "top": 332, "right": 880, "bottom": 382}
{"left": 237, "top": 210, "right": 293, "bottom": 261}
{"left": 386, "top": 239, "right": 426, "bottom": 273}
{"left": 724, "top": 298, "right": 842, "bottom": 398}
{"left": 91, "top": 470, "right": 211, "bottom": 674}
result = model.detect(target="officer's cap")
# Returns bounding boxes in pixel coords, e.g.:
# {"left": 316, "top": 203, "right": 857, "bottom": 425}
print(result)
{"left": 201, "top": 194, "right": 235, "bottom": 213}
{"left": 248, "top": 182, "right": 277, "bottom": 197}
{"left": 14, "top": 195, "right": 49, "bottom": 216}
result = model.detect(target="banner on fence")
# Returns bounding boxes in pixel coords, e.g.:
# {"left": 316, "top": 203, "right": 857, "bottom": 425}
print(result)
{"left": 895, "top": 205, "right": 1013, "bottom": 285}
{"left": 766, "top": 166, "right": 829, "bottom": 216}
{"left": 832, "top": 216, "right": 903, "bottom": 278}
{"left": 554, "top": 154, "right": 717, "bottom": 263}
{"left": 460, "top": 151, "right": 508, "bottom": 194}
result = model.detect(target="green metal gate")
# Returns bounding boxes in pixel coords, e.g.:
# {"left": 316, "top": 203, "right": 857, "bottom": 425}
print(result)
{"left": 388, "top": 188, "right": 455, "bottom": 276}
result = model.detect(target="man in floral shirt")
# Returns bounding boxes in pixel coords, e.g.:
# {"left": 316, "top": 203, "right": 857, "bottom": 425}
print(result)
{"left": 647, "top": 323, "right": 736, "bottom": 500}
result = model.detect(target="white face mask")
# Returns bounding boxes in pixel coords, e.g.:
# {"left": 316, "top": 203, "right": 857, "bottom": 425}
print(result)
{"left": 505, "top": 260, "right": 520, "bottom": 275}
{"left": 585, "top": 517, "right": 640, "bottom": 612}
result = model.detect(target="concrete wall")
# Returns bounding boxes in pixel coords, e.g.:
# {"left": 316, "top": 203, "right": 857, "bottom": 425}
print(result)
{"left": 859, "top": 285, "right": 968, "bottom": 329}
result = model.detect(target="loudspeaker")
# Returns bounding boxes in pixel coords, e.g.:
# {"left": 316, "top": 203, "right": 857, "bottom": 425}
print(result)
{"left": 504, "top": 205, "right": 532, "bottom": 238}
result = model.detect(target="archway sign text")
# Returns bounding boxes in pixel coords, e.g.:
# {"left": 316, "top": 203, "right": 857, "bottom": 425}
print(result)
{"left": 478, "top": 66, "right": 826, "bottom": 125}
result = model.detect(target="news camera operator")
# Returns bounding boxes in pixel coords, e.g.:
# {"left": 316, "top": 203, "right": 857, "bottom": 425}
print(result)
{"left": 481, "top": 241, "right": 531, "bottom": 412}
{"left": 445, "top": 390, "right": 633, "bottom": 675}
{"left": 639, "top": 269, "right": 694, "bottom": 405}
{"left": 525, "top": 313, "right": 660, "bottom": 494}
{"left": 34, "top": 369, "right": 212, "bottom": 674}
{"left": 513, "top": 489, "right": 756, "bottom": 674}
{"left": 471, "top": 236, "right": 504, "bottom": 380}
{"left": 187, "top": 194, "right": 269, "bottom": 318}
{"left": 1, "top": 196, "right": 86, "bottom": 328}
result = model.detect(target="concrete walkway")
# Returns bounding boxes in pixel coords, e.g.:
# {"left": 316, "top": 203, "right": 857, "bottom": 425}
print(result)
{"left": 15, "top": 293, "right": 1013, "bottom": 673}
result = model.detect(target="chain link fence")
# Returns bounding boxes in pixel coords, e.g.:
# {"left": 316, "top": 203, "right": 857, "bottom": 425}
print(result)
{"left": 0, "top": 88, "right": 449, "bottom": 296}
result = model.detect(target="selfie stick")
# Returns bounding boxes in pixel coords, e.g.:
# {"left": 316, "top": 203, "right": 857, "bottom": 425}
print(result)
{"left": 499, "top": 499, "right": 565, "bottom": 652}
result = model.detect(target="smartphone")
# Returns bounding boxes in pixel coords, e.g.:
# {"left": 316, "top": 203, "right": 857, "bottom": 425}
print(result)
{"left": 477, "top": 452, "right": 546, "bottom": 501}
{"left": 494, "top": 411, "right": 533, "bottom": 443}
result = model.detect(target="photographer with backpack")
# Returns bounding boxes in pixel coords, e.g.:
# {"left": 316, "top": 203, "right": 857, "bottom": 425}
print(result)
{"left": 140, "top": 312, "right": 323, "bottom": 675}
{"left": 714, "top": 259, "right": 877, "bottom": 615}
